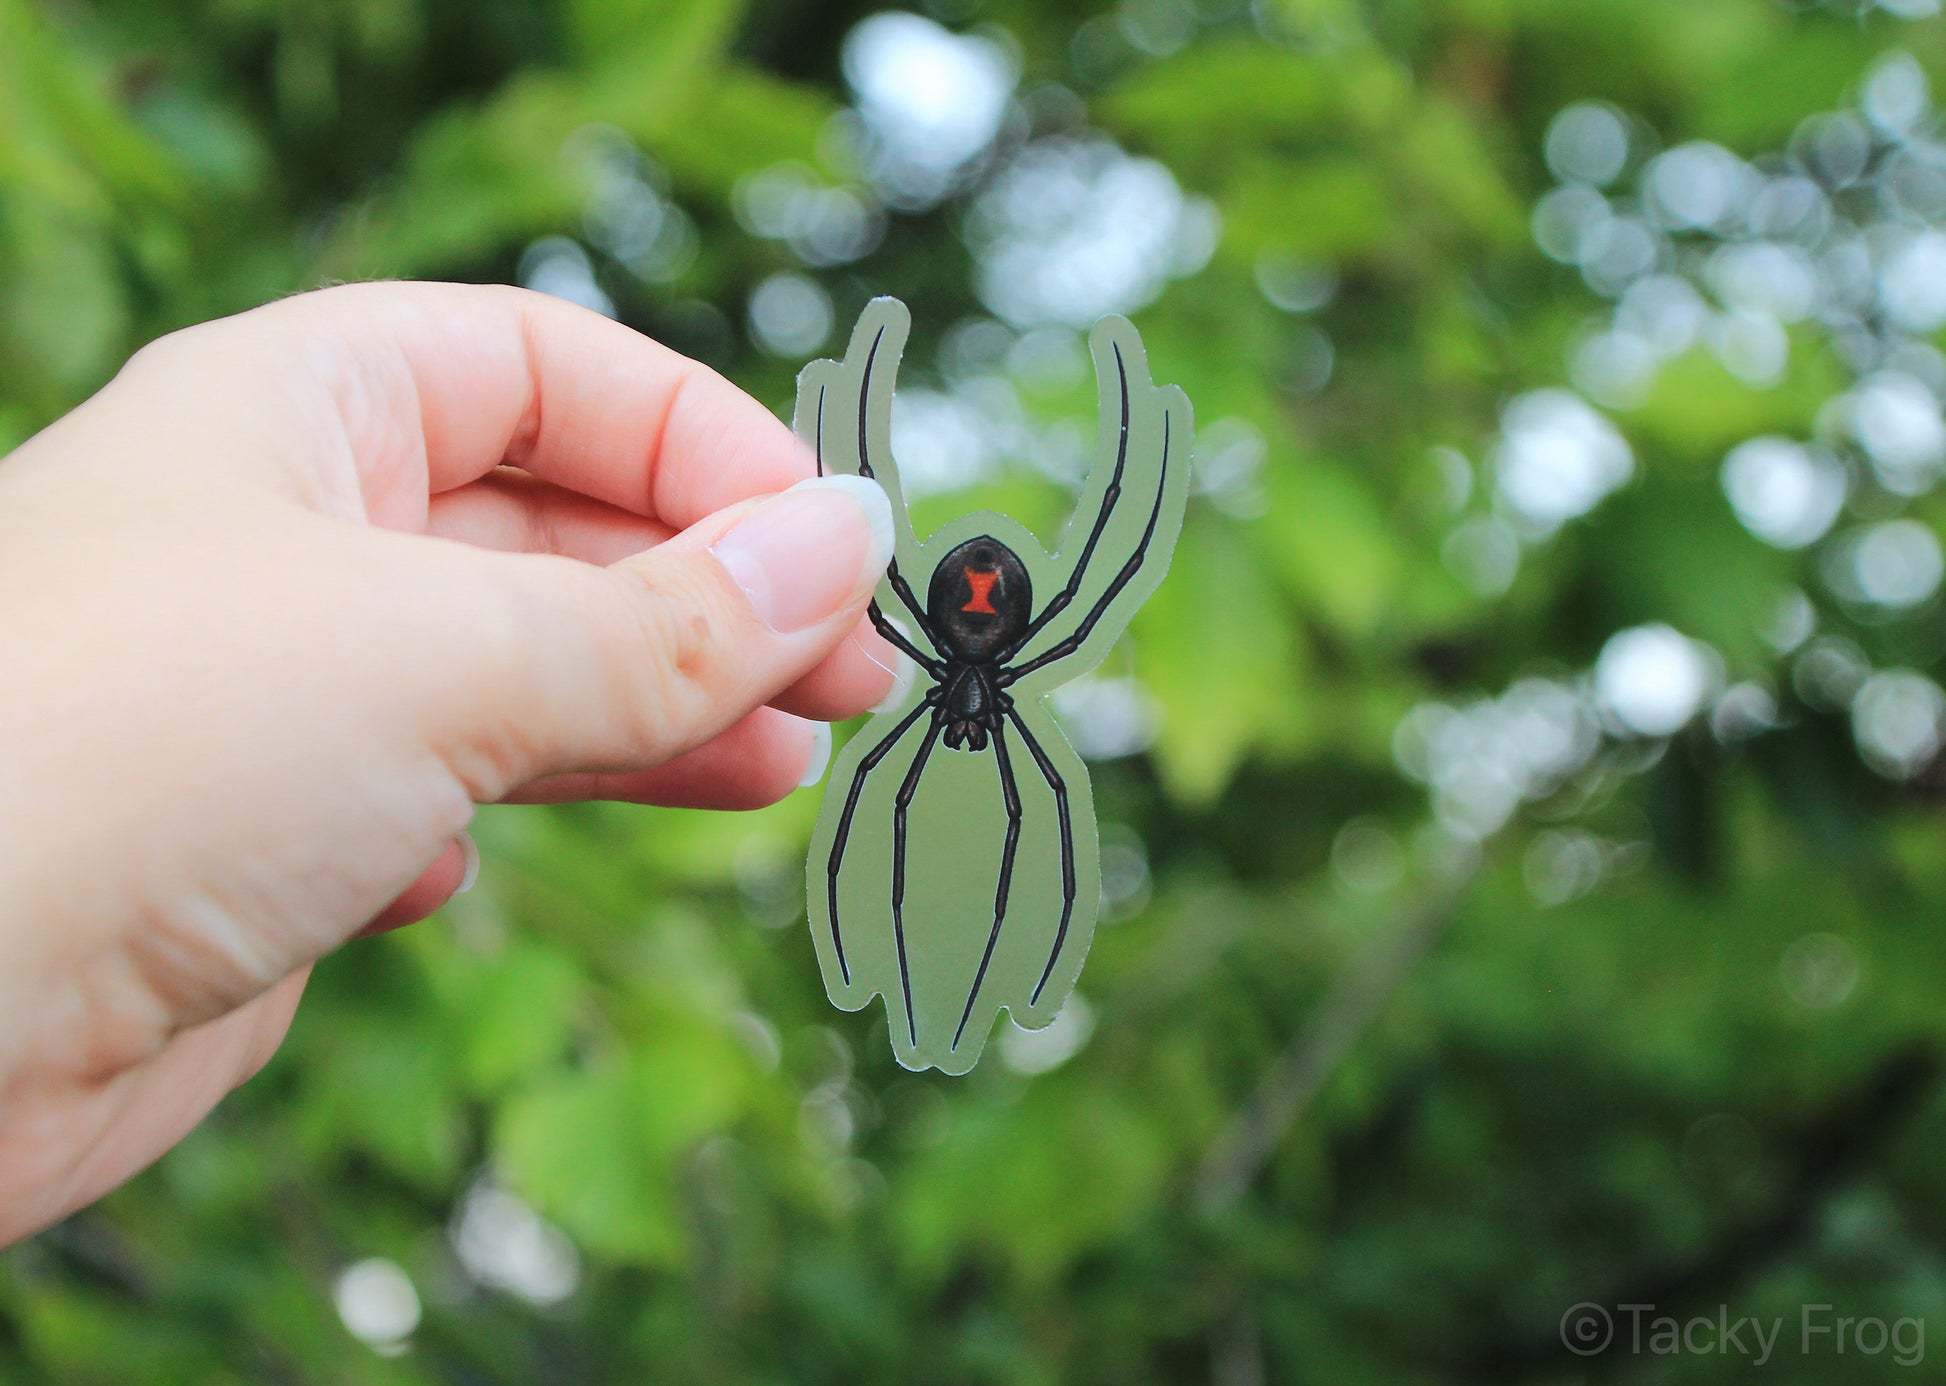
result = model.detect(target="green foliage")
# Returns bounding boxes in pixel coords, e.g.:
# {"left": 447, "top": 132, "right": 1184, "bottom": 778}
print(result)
{"left": 8, "top": 0, "right": 1946, "bottom": 1381}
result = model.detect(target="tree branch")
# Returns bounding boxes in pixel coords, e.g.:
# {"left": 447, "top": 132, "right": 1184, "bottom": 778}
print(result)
{"left": 1193, "top": 892, "right": 1462, "bottom": 1216}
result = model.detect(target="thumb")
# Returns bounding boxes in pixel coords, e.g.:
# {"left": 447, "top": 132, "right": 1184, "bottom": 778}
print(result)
{"left": 440, "top": 474, "right": 897, "bottom": 797}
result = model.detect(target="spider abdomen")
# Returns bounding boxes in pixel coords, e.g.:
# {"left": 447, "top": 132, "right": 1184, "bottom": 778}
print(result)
{"left": 927, "top": 536, "right": 1032, "bottom": 664}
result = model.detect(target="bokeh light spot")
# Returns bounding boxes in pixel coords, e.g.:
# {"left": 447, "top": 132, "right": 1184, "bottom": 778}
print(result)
{"left": 1595, "top": 624, "right": 1717, "bottom": 737}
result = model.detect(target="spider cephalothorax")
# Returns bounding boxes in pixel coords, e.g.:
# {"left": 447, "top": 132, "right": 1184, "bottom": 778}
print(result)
{"left": 801, "top": 298, "right": 1190, "bottom": 1074}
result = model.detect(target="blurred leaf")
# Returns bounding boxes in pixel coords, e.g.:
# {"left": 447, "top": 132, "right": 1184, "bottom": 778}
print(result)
{"left": 497, "top": 1061, "right": 686, "bottom": 1264}
{"left": 443, "top": 938, "right": 585, "bottom": 1094}
{"left": 1257, "top": 452, "right": 1407, "bottom": 641}
{"left": 568, "top": 0, "right": 743, "bottom": 71}
{"left": 894, "top": 1081, "right": 1170, "bottom": 1287}
{"left": 1140, "top": 510, "right": 1308, "bottom": 802}
{"left": 1, "top": 204, "right": 129, "bottom": 394}
{"left": 496, "top": 1024, "right": 747, "bottom": 1264}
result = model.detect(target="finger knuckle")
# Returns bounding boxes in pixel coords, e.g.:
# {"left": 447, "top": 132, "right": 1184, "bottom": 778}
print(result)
{"left": 607, "top": 558, "right": 746, "bottom": 754}
{"left": 414, "top": 564, "right": 547, "bottom": 798}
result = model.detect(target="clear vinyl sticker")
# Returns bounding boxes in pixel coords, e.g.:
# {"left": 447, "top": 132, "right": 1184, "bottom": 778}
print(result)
{"left": 799, "top": 298, "right": 1191, "bottom": 1073}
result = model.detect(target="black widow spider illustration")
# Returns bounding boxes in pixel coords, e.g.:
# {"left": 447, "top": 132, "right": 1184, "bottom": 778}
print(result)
{"left": 801, "top": 299, "right": 1189, "bottom": 1073}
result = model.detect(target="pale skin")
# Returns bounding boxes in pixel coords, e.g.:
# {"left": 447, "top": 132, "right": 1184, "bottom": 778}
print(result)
{"left": 0, "top": 282, "right": 905, "bottom": 1246}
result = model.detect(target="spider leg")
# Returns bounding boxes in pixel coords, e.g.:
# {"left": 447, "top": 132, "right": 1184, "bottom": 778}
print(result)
{"left": 868, "top": 605, "right": 944, "bottom": 678}
{"left": 814, "top": 380, "right": 946, "bottom": 677}
{"left": 1005, "top": 707, "right": 1077, "bottom": 1006}
{"left": 852, "top": 330, "right": 946, "bottom": 660}
{"left": 1001, "top": 409, "right": 1174, "bottom": 686}
{"left": 826, "top": 696, "right": 933, "bottom": 985}
{"left": 952, "top": 720, "right": 1022, "bottom": 1051}
{"left": 891, "top": 710, "right": 945, "bottom": 1048}
{"left": 1002, "top": 341, "right": 1135, "bottom": 660}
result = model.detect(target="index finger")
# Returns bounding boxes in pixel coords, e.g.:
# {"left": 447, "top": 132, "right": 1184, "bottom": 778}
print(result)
{"left": 131, "top": 281, "right": 811, "bottom": 528}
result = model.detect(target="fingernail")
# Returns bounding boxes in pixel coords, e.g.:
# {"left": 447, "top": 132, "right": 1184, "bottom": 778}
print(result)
{"left": 712, "top": 476, "right": 894, "bottom": 633}
{"left": 798, "top": 721, "right": 834, "bottom": 788}
{"left": 455, "top": 832, "right": 480, "bottom": 895}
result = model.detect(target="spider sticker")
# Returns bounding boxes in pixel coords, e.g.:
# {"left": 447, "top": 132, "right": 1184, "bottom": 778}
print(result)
{"left": 799, "top": 298, "right": 1191, "bottom": 1074}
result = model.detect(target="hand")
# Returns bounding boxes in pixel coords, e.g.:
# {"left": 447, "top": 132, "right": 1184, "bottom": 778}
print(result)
{"left": 0, "top": 282, "right": 901, "bottom": 1244}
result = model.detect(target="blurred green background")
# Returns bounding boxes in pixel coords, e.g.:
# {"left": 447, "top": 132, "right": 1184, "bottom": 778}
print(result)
{"left": 9, "top": 0, "right": 1946, "bottom": 1379}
